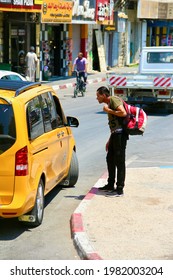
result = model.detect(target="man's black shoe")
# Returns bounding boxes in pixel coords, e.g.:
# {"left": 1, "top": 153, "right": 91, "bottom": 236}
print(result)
{"left": 106, "top": 189, "right": 124, "bottom": 197}
{"left": 98, "top": 185, "right": 114, "bottom": 191}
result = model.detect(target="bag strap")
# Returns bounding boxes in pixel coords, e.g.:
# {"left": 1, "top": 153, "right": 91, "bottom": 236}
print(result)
{"left": 135, "top": 107, "right": 140, "bottom": 123}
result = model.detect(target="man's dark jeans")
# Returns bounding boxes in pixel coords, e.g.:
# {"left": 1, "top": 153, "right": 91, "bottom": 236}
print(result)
{"left": 78, "top": 71, "right": 87, "bottom": 83}
{"left": 106, "top": 132, "right": 128, "bottom": 190}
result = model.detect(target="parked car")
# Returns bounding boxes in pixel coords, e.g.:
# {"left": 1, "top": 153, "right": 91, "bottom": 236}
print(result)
{"left": 0, "top": 70, "right": 27, "bottom": 81}
{"left": 0, "top": 80, "right": 79, "bottom": 227}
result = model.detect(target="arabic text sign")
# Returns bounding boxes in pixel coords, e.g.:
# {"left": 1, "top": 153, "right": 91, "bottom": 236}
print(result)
{"left": 42, "top": 0, "right": 72, "bottom": 23}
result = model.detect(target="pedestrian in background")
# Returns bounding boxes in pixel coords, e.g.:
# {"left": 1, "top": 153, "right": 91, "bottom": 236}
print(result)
{"left": 25, "top": 46, "right": 38, "bottom": 82}
{"left": 96, "top": 86, "right": 129, "bottom": 197}
{"left": 72, "top": 52, "right": 88, "bottom": 83}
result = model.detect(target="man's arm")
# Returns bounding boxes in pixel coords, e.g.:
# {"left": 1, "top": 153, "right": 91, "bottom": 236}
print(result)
{"left": 72, "top": 63, "right": 76, "bottom": 72}
{"left": 103, "top": 104, "right": 127, "bottom": 117}
{"left": 34, "top": 53, "right": 38, "bottom": 63}
{"left": 84, "top": 58, "right": 87, "bottom": 72}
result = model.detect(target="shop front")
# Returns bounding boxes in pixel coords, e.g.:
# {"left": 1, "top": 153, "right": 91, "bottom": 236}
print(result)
{"left": 3, "top": 12, "right": 38, "bottom": 74}
{"left": 41, "top": 25, "right": 62, "bottom": 79}
{"left": 138, "top": 0, "right": 173, "bottom": 47}
{"left": 147, "top": 20, "right": 173, "bottom": 47}
{"left": 0, "top": 2, "right": 41, "bottom": 78}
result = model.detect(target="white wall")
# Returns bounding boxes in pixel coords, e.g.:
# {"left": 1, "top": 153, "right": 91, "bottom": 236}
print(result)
{"left": 141, "top": 21, "right": 147, "bottom": 49}
{"left": 112, "top": 32, "right": 119, "bottom": 66}
{"left": 72, "top": 24, "right": 80, "bottom": 62}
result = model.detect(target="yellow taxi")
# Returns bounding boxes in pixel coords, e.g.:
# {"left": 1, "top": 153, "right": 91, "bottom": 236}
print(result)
{"left": 0, "top": 80, "right": 79, "bottom": 227}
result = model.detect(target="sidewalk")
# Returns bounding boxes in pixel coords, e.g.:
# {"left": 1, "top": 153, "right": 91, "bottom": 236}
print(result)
{"left": 47, "top": 70, "right": 107, "bottom": 91}
{"left": 47, "top": 66, "right": 138, "bottom": 90}
{"left": 71, "top": 167, "right": 173, "bottom": 260}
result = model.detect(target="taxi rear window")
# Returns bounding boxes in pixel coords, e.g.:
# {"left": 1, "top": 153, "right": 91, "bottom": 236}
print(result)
{"left": 0, "top": 103, "right": 16, "bottom": 154}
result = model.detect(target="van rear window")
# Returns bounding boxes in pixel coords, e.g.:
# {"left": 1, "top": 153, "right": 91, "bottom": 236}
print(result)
{"left": 0, "top": 104, "right": 16, "bottom": 154}
{"left": 147, "top": 52, "right": 173, "bottom": 63}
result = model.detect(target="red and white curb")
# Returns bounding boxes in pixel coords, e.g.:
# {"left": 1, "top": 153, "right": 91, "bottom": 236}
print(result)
{"left": 70, "top": 172, "right": 107, "bottom": 260}
{"left": 52, "top": 77, "right": 106, "bottom": 91}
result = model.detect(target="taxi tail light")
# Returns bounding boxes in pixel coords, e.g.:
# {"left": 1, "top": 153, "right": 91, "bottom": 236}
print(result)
{"left": 15, "top": 146, "right": 28, "bottom": 176}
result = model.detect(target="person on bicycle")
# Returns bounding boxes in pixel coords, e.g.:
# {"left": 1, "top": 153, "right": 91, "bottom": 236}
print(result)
{"left": 72, "top": 52, "right": 87, "bottom": 84}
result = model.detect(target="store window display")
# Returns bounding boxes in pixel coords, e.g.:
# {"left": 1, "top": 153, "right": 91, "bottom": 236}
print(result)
{"left": 42, "top": 41, "right": 54, "bottom": 80}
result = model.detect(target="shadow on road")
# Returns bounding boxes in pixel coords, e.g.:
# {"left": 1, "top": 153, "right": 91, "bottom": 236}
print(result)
{"left": 0, "top": 184, "right": 70, "bottom": 240}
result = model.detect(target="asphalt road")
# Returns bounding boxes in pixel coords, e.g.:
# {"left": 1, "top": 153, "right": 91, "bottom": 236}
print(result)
{"left": 0, "top": 81, "right": 173, "bottom": 260}
{"left": 0, "top": 82, "right": 108, "bottom": 260}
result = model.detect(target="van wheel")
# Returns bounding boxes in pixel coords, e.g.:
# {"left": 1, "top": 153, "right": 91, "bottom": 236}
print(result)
{"left": 29, "top": 179, "right": 45, "bottom": 227}
{"left": 18, "top": 179, "right": 44, "bottom": 227}
{"left": 19, "top": 179, "right": 44, "bottom": 227}
{"left": 62, "top": 151, "right": 79, "bottom": 187}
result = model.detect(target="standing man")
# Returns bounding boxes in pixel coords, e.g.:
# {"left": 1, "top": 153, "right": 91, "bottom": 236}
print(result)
{"left": 96, "top": 86, "right": 129, "bottom": 197}
{"left": 25, "top": 46, "right": 38, "bottom": 82}
{"left": 72, "top": 52, "right": 87, "bottom": 83}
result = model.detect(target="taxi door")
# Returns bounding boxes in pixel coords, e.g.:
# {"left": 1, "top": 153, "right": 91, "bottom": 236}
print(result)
{"left": 40, "top": 92, "right": 69, "bottom": 189}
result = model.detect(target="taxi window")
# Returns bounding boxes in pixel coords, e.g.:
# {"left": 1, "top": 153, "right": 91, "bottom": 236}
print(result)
{"left": 27, "top": 92, "right": 65, "bottom": 139}
{"left": 40, "top": 92, "right": 64, "bottom": 133}
{"left": 0, "top": 102, "right": 16, "bottom": 154}
{"left": 27, "top": 96, "right": 44, "bottom": 140}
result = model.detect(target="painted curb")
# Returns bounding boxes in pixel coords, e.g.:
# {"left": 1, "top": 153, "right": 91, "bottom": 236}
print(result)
{"left": 70, "top": 172, "right": 108, "bottom": 260}
{"left": 52, "top": 77, "right": 106, "bottom": 91}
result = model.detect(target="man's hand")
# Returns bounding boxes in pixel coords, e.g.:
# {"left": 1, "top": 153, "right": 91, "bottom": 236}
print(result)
{"left": 103, "top": 104, "right": 113, "bottom": 114}
{"left": 103, "top": 104, "right": 109, "bottom": 113}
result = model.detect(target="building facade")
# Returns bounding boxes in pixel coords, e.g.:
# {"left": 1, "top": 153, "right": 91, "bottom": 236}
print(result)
{"left": 0, "top": 0, "right": 118, "bottom": 80}
{"left": 1, "top": 1, "right": 172, "bottom": 80}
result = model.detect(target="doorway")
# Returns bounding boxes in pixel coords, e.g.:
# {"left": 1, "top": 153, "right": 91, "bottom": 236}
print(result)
{"left": 11, "top": 26, "right": 27, "bottom": 74}
{"left": 10, "top": 22, "right": 36, "bottom": 75}
{"left": 92, "top": 30, "right": 100, "bottom": 71}
{"left": 42, "top": 26, "right": 61, "bottom": 78}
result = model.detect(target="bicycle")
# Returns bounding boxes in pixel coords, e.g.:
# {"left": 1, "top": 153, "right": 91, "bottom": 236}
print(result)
{"left": 73, "top": 70, "right": 86, "bottom": 98}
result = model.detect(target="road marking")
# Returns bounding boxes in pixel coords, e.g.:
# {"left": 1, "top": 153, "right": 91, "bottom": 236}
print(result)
{"left": 160, "top": 166, "right": 173, "bottom": 168}
{"left": 126, "top": 155, "right": 138, "bottom": 166}
{"left": 132, "top": 159, "right": 173, "bottom": 165}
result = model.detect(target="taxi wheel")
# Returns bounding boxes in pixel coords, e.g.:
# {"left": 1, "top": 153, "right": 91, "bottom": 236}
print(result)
{"left": 66, "top": 151, "right": 79, "bottom": 187}
{"left": 29, "top": 179, "right": 45, "bottom": 227}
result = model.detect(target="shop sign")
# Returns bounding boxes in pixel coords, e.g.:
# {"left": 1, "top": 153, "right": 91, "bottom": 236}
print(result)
{"left": 13, "top": 0, "right": 33, "bottom": 5}
{"left": 96, "top": 0, "right": 114, "bottom": 25}
{"left": 167, "top": 3, "right": 173, "bottom": 19}
{"left": 72, "top": 0, "right": 96, "bottom": 23}
{"left": 158, "top": 3, "right": 167, "bottom": 19}
{"left": 117, "top": 17, "right": 126, "bottom": 33}
{"left": 114, "top": 11, "right": 127, "bottom": 33}
{"left": 105, "top": 26, "right": 115, "bottom": 31}
{"left": 0, "top": 0, "right": 41, "bottom": 11}
{"left": 138, "top": 0, "right": 173, "bottom": 19}
{"left": 41, "top": 0, "right": 72, "bottom": 23}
